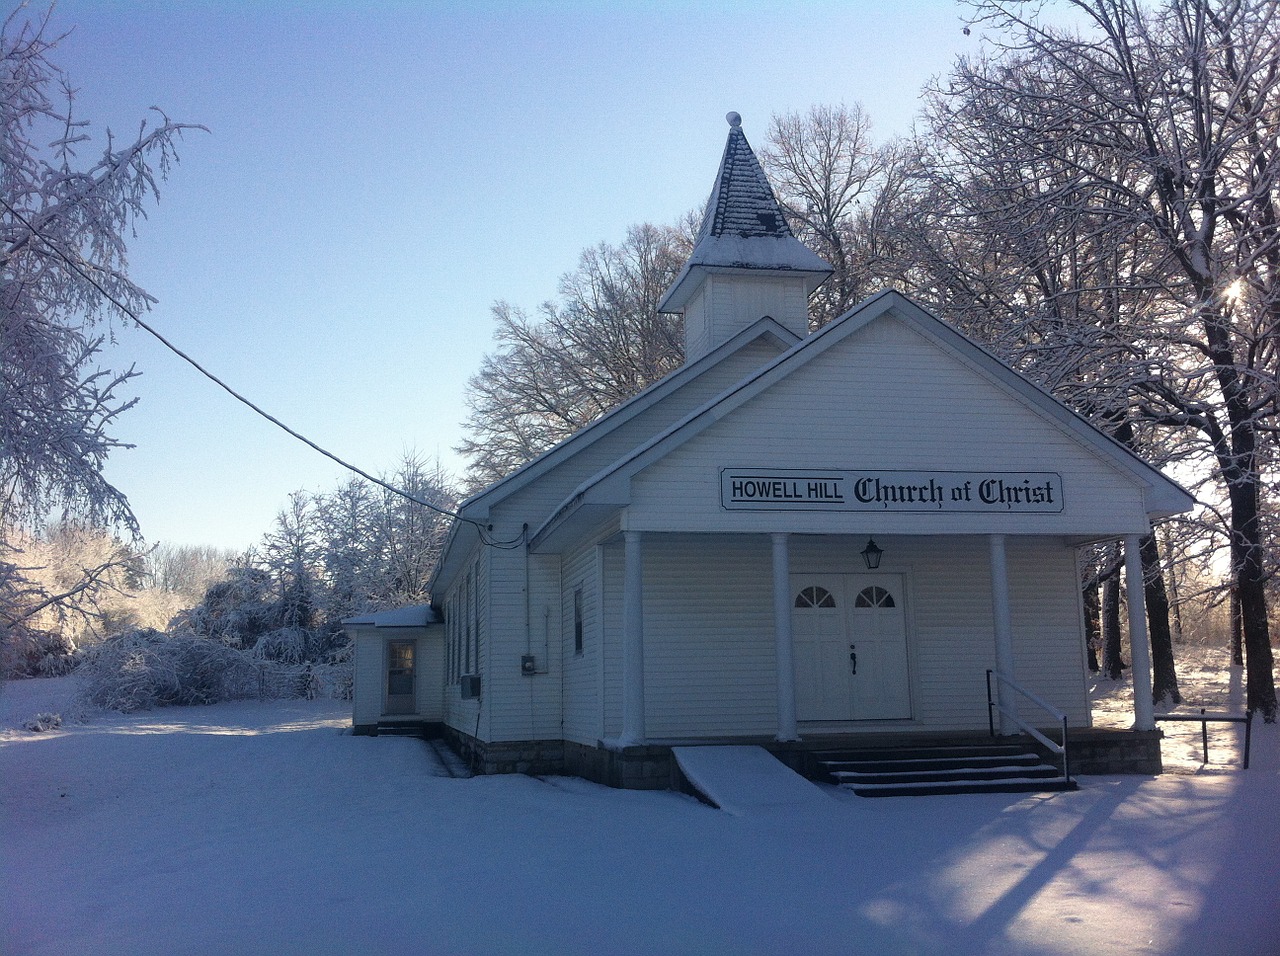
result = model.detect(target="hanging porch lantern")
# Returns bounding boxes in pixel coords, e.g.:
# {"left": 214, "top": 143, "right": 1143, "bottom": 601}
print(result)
{"left": 861, "top": 538, "right": 884, "bottom": 570}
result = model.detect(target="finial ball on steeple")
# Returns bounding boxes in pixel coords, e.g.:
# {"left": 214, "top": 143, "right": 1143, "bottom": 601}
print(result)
{"left": 726, "top": 111, "right": 742, "bottom": 128}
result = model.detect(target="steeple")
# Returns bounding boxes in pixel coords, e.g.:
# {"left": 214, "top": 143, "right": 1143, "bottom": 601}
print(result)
{"left": 659, "top": 112, "right": 832, "bottom": 363}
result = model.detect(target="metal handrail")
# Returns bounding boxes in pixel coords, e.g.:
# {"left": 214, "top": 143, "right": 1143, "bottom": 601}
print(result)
{"left": 986, "top": 669, "right": 1072, "bottom": 783}
{"left": 1154, "top": 708, "right": 1253, "bottom": 769}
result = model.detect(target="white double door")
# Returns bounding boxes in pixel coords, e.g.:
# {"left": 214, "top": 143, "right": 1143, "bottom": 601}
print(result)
{"left": 792, "top": 574, "right": 911, "bottom": 721}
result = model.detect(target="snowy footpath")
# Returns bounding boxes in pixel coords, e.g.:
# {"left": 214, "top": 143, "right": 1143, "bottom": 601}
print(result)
{"left": 2, "top": 675, "right": 1278, "bottom": 956}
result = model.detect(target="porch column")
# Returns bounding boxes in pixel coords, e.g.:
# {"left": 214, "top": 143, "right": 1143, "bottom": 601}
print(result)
{"left": 771, "top": 533, "right": 798, "bottom": 742}
{"left": 1125, "top": 534, "right": 1155, "bottom": 731}
{"left": 989, "top": 534, "right": 1018, "bottom": 734}
{"left": 621, "top": 530, "right": 646, "bottom": 746}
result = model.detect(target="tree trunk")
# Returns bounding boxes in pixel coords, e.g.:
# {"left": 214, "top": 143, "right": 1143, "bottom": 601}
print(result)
{"left": 1230, "top": 585, "right": 1244, "bottom": 667}
{"left": 1083, "top": 577, "right": 1101, "bottom": 673}
{"left": 1140, "top": 534, "right": 1181, "bottom": 706}
{"left": 1159, "top": 526, "right": 1185, "bottom": 645}
{"left": 1102, "top": 555, "right": 1126, "bottom": 680}
{"left": 1230, "top": 476, "right": 1276, "bottom": 719}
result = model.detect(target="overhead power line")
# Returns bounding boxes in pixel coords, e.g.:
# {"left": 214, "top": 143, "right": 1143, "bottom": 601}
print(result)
{"left": 5, "top": 197, "right": 525, "bottom": 549}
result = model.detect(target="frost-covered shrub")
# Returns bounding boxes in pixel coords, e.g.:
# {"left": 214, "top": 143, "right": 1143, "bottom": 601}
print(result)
{"left": 76, "top": 627, "right": 354, "bottom": 711}
{"left": 2, "top": 627, "right": 80, "bottom": 679}
{"left": 23, "top": 712, "right": 62, "bottom": 732}
{"left": 251, "top": 627, "right": 311, "bottom": 664}
{"left": 36, "top": 644, "right": 82, "bottom": 677}
{"left": 78, "top": 629, "right": 250, "bottom": 712}
{"left": 325, "top": 640, "right": 354, "bottom": 701}
{"left": 173, "top": 566, "right": 277, "bottom": 649}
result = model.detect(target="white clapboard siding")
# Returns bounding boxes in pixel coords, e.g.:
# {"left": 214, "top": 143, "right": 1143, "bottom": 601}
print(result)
{"left": 884, "top": 535, "right": 1088, "bottom": 729}
{"left": 483, "top": 546, "right": 571, "bottom": 743}
{"left": 1006, "top": 538, "right": 1091, "bottom": 725}
{"left": 686, "top": 274, "right": 810, "bottom": 361}
{"left": 628, "top": 315, "right": 1151, "bottom": 537}
{"left": 415, "top": 630, "right": 445, "bottom": 721}
{"left": 351, "top": 628, "right": 383, "bottom": 726}
{"left": 488, "top": 338, "right": 786, "bottom": 537}
{"left": 561, "top": 543, "right": 600, "bottom": 745}
{"left": 905, "top": 536, "right": 1001, "bottom": 729}
{"left": 601, "top": 541, "right": 624, "bottom": 741}
{"left": 634, "top": 534, "right": 778, "bottom": 740}
{"left": 441, "top": 548, "right": 484, "bottom": 738}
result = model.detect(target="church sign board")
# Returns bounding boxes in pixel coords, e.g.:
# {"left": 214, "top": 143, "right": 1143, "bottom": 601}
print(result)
{"left": 721, "top": 469, "right": 1064, "bottom": 514}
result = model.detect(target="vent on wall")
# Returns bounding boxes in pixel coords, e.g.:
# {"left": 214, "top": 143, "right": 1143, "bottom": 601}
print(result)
{"left": 460, "top": 674, "right": 481, "bottom": 699}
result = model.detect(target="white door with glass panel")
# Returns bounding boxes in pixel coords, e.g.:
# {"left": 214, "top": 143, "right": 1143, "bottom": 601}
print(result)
{"left": 385, "top": 640, "right": 417, "bottom": 715}
{"left": 792, "top": 574, "right": 910, "bottom": 720}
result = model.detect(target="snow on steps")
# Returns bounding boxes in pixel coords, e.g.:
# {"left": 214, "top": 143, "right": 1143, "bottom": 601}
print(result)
{"left": 816, "top": 743, "right": 1077, "bottom": 798}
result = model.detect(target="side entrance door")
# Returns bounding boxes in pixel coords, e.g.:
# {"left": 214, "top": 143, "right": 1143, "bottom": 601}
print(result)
{"left": 385, "top": 640, "right": 417, "bottom": 715}
{"left": 792, "top": 574, "right": 911, "bottom": 721}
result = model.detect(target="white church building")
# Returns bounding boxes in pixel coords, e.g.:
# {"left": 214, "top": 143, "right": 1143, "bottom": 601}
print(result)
{"left": 348, "top": 115, "right": 1193, "bottom": 789}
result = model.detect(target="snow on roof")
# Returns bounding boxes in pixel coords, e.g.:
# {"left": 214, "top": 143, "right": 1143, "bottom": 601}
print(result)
{"left": 701, "top": 113, "right": 795, "bottom": 242}
{"left": 660, "top": 113, "right": 831, "bottom": 312}
{"left": 343, "top": 604, "right": 441, "bottom": 628}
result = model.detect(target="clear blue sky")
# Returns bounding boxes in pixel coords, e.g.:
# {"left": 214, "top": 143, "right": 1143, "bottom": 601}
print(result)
{"left": 50, "top": 0, "right": 980, "bottom": 551}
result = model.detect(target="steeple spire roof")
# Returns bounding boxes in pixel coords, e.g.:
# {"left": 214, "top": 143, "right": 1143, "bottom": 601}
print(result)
{"left": 659, "top": 112, "right": 832, "bottom": 313}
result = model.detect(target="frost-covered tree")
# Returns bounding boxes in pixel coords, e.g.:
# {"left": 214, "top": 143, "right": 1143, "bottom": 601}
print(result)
{"left": 458, "top": 223, "right": 690, "bottom": 487}
{"left": 0, "top": 523, "right": 145, "bottom": 676}
{"left": 901, "top": 0, "right": 1278, "bottom": 718}
{"left": 362, "top": 454, "right": 455, "bottom": 610}
{"left": 1, "top": 6, "right": 199, "bottom": 664}
{"left": 177, "top": 454, "right": 455, "bottom": 661}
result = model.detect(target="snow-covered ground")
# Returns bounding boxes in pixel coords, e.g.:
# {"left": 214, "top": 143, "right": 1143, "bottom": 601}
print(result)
{"left": 3, "top": 659, "right": 1277, "bottom": 956}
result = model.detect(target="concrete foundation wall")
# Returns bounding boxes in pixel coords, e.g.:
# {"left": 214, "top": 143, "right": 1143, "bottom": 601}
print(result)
{"left": 429, "top": 728, "right": 1165, "bottom": 789}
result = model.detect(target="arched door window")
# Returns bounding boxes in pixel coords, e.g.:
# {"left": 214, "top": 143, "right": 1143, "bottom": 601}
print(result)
{"left": 854, "top": 585, "right": 895, "bottom": 608}
{"left": 795, "top": 586, "right": 837, "bottom": 609}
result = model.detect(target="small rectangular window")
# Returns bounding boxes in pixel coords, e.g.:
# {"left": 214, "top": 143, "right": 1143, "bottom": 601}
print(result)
{"left": 573, "top": 587, "right": 584, "bottom": 655}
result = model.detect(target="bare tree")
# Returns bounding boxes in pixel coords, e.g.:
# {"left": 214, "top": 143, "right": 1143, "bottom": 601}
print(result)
{"left": 458, "top": 223, "right": 689, "bottom": 487}
{"left": 145, "top": 543, "right": 237, "bottom": 601}
{"left": 761, "top": 104, "right": 898, "bottom": 327}
{"left": 903, "top": 0, "right": 1278, "bottom": 717}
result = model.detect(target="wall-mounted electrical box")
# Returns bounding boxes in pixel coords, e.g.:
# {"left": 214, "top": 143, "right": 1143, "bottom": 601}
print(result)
{"left": 460, "top": 674, "right": 481, "bottom": 699}
{"left": 520, "top": 655, "right": 537, "bottom": 676}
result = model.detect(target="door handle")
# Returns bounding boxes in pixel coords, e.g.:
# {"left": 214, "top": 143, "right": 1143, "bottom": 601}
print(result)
{"left": 850, "top": 650, "right": 858, "bottom": 675}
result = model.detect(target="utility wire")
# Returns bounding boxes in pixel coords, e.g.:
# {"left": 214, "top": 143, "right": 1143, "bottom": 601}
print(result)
{"left": 5, "top": 197, "right": 526, "bottom": 549}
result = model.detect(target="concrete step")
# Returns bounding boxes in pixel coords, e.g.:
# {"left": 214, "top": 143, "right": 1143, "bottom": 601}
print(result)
{"left": 815, "top": 742, "right": 1074, "bottom": 798}
{"left": 848, "top": 776, "right": 1078, "bottom": 797}
{"left": 824, "top": 752, "right": 1045, "bottom": 775}
{"left": 832, "top": 762, "right": 1062, "bottom": 786}
{"left": 374, "top": 722, "right": 426, "bottom": 737}
{"left": 813, "top": 744, "right": 1031, "bottom": 762}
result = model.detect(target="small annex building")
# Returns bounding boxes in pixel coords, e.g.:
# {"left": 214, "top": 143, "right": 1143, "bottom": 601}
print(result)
{"left": 349, "top": 114, "right": 1194, "bottom": 788}
{"left": 347, "top": 604, "right": 443, "bottom": 731}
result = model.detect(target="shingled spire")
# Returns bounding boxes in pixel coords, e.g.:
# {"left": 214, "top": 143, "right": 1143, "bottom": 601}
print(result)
{"left": 660, "top": 112, "right": 831, "bottom": 362}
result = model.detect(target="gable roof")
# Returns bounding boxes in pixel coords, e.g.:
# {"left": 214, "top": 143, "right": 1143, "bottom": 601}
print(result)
{"left": 344, "top": 604, "right": 441, "bottom": 628}
{"left": 429, "top": 316, "right": 801, "bottom": 592}
{"left": 455, "top": 315, "right": 799, "bottom": 519}
{"left": 658, "top": 113, "right": 831, "bottom": 313}
{"left": 532, "top": 290, "right": 1196, "bottom": 547}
